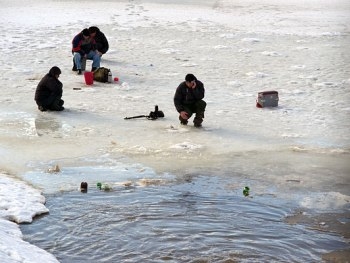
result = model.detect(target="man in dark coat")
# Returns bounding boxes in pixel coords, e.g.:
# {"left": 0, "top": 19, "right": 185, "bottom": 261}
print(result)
{"left": 72, "top": 28, "right": 101, "bottom": 74}
{"left": 174, "top": 74, "right": 206, "bottom": 127}
{"left": 35, "top": 66, "right": 64, "bottom": 112}
{"left": 88, "top": 26, "right": 109, "bottom": 56}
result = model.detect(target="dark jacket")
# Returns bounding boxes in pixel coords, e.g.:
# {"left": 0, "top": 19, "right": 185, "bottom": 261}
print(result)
{"left": 174, "top": 80, "right": 205, "bottom": 112}
{"left": 35, "top": 68, "right": 63, "bottom": 107}
{"left": 72, "top": 32, "right": 96, "bottom": 56}
{"left": 94, "top": 30, "right": 109, "bottom": 54}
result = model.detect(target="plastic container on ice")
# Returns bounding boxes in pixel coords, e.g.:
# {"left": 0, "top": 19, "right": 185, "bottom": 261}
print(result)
{"left": 84, "top": 71, "right": 94, "bottom": 85}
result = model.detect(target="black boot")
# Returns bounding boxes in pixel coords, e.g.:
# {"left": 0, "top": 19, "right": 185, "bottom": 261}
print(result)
{"left": 193, "top": 112, "right": 204, "bottom": 127}
{"left": 38, "top": 105, "right": 47, "bottom": 112}
{"left": 194, "top": 121, "right": 202, "bottom": 128}
{"left": 50, "top": 99, "right": 65, "bottom": 111}
{"left": 91, "top": 67, "right": 97, "bottom": 72}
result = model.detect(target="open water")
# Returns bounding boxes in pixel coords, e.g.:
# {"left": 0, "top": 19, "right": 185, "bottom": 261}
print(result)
{"left": 20, "top": 171, "right": 347, "bottom": 263}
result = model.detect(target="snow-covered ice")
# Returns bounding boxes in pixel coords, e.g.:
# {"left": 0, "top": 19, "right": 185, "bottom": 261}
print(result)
{"left": 0, "top": 174, "right": 58, "bottom": 263}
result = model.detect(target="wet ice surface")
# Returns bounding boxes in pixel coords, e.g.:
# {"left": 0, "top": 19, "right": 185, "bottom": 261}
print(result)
{"left": 1, "top": 0, "right": 350, "bottom": 262}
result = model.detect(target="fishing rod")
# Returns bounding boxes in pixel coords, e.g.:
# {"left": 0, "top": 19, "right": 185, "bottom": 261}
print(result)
{"left": 124, "top": 105, "right": 164, "bottom": 120}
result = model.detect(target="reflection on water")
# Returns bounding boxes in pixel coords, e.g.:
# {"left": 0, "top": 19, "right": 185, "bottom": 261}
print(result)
{"left": 35, "top": 115, "right": 62, "bottom": 137}
{"left": 20, "top": 175, "right": 347, "bottom": 262}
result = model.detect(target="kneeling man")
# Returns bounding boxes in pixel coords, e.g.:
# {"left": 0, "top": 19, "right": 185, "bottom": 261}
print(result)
{"left": 174, "top": 73, "right": 206, "bottom": 127}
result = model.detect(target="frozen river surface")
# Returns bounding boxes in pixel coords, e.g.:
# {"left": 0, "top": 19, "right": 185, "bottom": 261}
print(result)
{"left": 0, "top": 0, "right": 349, "bottom": 262}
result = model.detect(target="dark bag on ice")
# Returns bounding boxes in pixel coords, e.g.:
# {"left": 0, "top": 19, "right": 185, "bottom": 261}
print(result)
{"left": 256, "top": 90, "right": 279, "bottom": 108}
{"left": 93, "top": 67, "right": 110, "bottom": 83}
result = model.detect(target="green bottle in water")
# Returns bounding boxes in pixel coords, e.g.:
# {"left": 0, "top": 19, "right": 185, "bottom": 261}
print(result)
{"left": 243, "top": 186, "right": 250, "bottom": 197}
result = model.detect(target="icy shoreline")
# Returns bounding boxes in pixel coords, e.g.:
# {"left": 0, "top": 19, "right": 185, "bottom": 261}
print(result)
{"left": 0, "top": 173, "right": 59, "bottom": 263}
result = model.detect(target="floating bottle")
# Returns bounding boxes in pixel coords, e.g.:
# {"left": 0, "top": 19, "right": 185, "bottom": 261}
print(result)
{"left": 243, "top": 186, "right": 250, "bottom": 197}
{"left": 80, "top": 182, "right": 88, "bottom": 193}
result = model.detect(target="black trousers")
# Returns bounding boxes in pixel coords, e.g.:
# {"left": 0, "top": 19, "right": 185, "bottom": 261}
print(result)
{"left": 182, "top": 99, "right": 206, "bottom": 124}
{"left": 37, "top": 97, "right": 64, "bottom": 111}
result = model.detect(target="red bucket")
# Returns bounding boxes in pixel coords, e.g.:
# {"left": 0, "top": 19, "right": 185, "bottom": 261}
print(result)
{"left": 84, "top": 71, "right": 94, "bottom": 85}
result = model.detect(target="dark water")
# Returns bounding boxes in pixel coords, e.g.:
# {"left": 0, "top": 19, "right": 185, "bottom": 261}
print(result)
{"left": 21, "top": 175, "right": 346, "bottom": 263}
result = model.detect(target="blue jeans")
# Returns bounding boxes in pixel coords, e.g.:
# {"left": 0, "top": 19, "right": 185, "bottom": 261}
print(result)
{"left": 73, "top": 51, "right": 101, "bottom": 70}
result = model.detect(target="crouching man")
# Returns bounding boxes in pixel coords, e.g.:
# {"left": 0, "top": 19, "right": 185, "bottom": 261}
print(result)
{"left": 174, "top": 73, "right": 206, "bottom": 127}
{"left": 35, "top": 66, "right": 64, "bottom": 112}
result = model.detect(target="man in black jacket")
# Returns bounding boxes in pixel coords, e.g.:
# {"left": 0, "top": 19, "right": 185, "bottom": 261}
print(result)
{"left": 174, "top": 74, "right": 206, "bottom": 127}
{"left": 35, "top": 66, "right": 64, "bottom": 112}
{"left": 89, "top": 26, "right": 109, "bottom": 56}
